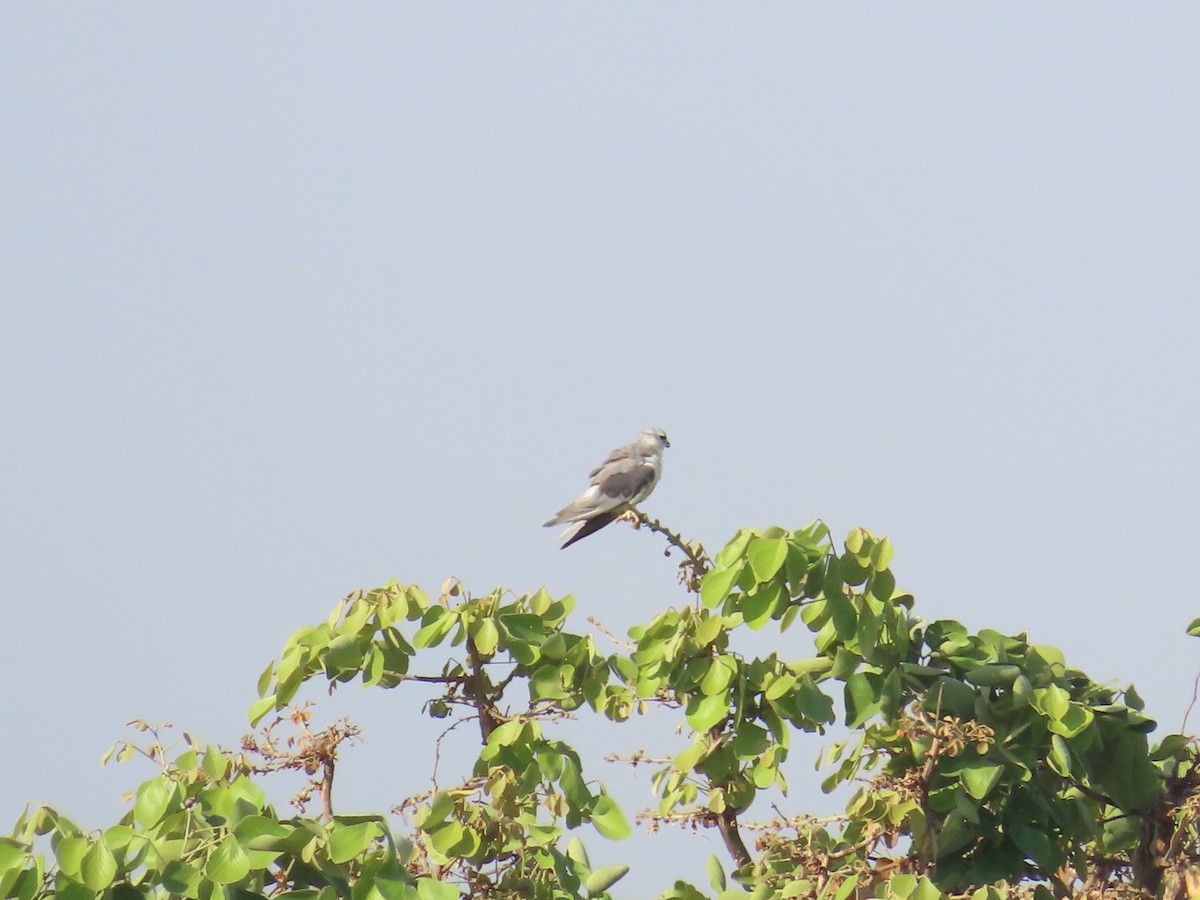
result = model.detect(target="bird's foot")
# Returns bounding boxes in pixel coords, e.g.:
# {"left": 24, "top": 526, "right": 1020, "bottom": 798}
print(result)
{"left": 618, "top": 509, "right": 644, "bottom": 529}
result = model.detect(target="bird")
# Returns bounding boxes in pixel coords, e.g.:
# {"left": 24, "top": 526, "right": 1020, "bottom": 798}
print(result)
{"left": 544, "top": 428, "right": 670, "bottom": 549}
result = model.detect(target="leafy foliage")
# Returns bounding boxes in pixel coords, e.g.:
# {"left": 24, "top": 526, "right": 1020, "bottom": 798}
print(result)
{"left": 6, "top": 516, "right": 1200, "bottom": 899}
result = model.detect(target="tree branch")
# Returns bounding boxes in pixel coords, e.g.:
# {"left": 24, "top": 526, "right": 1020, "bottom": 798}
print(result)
{"left": 467, "top": 640, "right": 501, "bottom": 744}
{"left": 320, "top": 757, "right": 335, "bottom": 822}
{"left": 716, "top": 807, "right": 753, "bottom": 869}
{"left": 634, "top": 513, "right": 712, "bottom": 591}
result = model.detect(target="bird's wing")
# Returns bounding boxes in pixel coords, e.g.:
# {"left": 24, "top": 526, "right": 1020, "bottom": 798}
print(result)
{"left": 544, "top": 455, "right": 658, "bottom": 526}
{"left": 595, "top": 463, "right": 657, "bottom": 504}
{"left": 587, "top": 444, "right": 637, "bottom": 481}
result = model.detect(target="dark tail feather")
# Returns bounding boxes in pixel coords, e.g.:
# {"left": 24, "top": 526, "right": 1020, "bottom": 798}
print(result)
{"left": 560, "top": 511, "right": 618, "bottom": 549}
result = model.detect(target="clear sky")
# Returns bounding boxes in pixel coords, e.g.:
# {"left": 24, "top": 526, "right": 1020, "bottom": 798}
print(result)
{"left": 2, "top": 5, "right": 1197, "bottom": 895}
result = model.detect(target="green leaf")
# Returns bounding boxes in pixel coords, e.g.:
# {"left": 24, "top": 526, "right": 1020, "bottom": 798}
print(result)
{"left": 428, "top": 822, "right": 468, "bottom": 857}
{"left": 701, "top": 567, "right": 741, "bottom": 609}
{"left": 786, "top": 657, "right": 834, "bottom": 677}
{"left": 869, "top": 567, "right": 896, "bottom": 602}
{"left": 55, "top": 837, "right": 88, "bottom": 877}
{"left": 1009, "top": 822, "right": 1062, "bottom": 872}
{"left": 102, "top": 825, "right": 134, "bottom": 850}
{"left": 715, "top": 528, "right": 755, "bottom": 567}
{"left": 485, "top": 719, "right": 527, "bottom": 749}
{"left": 742, "top": 582, "right": 782, "bottom": 630}
{"left": 959, "top": 763, "right": 1004, "bottom": 800}
{"left": 686, "top": 692, "right": 730, "bottom": 732}
{"left": 1047, "top": 703, "right": 1093, "bottom": 738}
{"left": 1125, "top": 684, "right": 1144, "bottom": 710}
{"left": 844, "top": 528, "right": 866, "bottom": 555}
{"left": 694, "top": 613, "right": 725, "bottom": 647}
{"left": 255, "top": 659, "right": 276, "bottom": 697}
{"left": 1188, "top": 617, "right": 1200, "bottom": 637}
{"left": 674, "top": 740, "right": 707, "bottom": 773}
{"left": 700, "top": 656, "right": 736, "bottom": 696}
{"left": 923, "top": 677, "right": 976, "bottom": 719}
{"left": 584, "top": 864, "right": 629, "bottom": 895}
{"left": 202, "top": 745, "right": 228, "bottom": 780}
{"left": 560, "top": 757, "right": 590, "bottom": 812}
{"left": 794, "top": 675, "right": 835, "bottom": 724}
{"left": 844, "top": 672, "right": 881, "bottom": 727}
{"left": 330, "top": 821, "right": 378, "bottom": 864}
{"left": 205, "top": 835, "right": 251, "bottom": 885}
{"left": 765, "top": 673, "right": 797, "bottom": 702}
{"left": 0, "top": 839, "right": 27, "bottom": 874}
{"left": 248, "top": 695, "right": 277, "bottom": 725}
{"left": 869, "top": 537, "right": 894, "bottom": 571}
{"left": 831, "top": 873, "right": 860, "bottom": 900}
{"left": 567, "top": 835, "right": 590, "bottom": 870}
{"left": 1091, "top": 722, "right": 1161, "bottom": 810}
{"left": 1035, "top": 684, "right": 1071, "bottom": 721}
{"left": 822, "top": 555, "right": 844, "bottom": 599}
{"left": 498, "top": 613, "right": 547, "bottom": 642}
{"left": 416, "top": 793, "right": 455, "bottom": 830}
{"left": 1151, "top": 733, "right": 1189, "bottom": 762}
{"left": 588, "top": 796, "right": 631, "bottom": 840}
{"left": 324, "top": 634, "right": 364, "bottom": 674}
{"left": 133, "top": 778, "right": 176, "bottom": 828}
{"left": 731, "top": 723, "right": 770, "bottom": 759}
{"left": 1048, "top": 734, "right": 1072, "bottom": 777}
{"left": 472, "top": 619, "right": 499, "bottom": 656}
{"left": 81, "top": 839, "right": 118, "bottom": 891}
{"left": 911, "top": 877, "right": 943, "bottom": 900}
{"left": 828, "top": 591, "right": 856, "bottom": 639}
{"left": 964, "top": 664, "right": 1021, "bottom": 687}
{"left": 238, "top": 817, "right": 297, "bottom": 852}
{"left": 530, "top": 664, "right": 570, "bottom": 700}
{"left": 706, "top": 854, "right": 726, "bottom": 892}
{"left": 1101, "top": 813, "right": 1141, "bottom": 853}
{"left": 415, "top": 878, "right": 460, "bottom": 900}
{"left": 747, "top": 537, "right": 788, "bottom": 582}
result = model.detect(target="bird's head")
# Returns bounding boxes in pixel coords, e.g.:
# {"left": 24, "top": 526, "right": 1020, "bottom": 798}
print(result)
{"left": 641, "top": 427, "right": 670, "bottom": 451}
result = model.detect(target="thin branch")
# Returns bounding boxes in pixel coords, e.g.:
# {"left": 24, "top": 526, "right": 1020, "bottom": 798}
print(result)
{"left": 430, "top": 717, "right": 472, "bottom": 789}
{"left": 826, "top": 825, "right": 885, "bottom": 861}
{"left": 588, "top": 615, "right": 636, "bottom": 651}
{"left": 636, "top": 513, "right": 712, "bottom": 584}
{"left": 1182, "top": 670, "right": 1200, "bottom": 735}
{"left": 383, "top": 672, "right": 469, "bottom": 686}
{"left": 604, "top": 751, "right": 676, "bottom": 766}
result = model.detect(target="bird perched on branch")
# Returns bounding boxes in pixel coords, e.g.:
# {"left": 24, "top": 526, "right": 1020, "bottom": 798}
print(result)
{"left": 543, "top": 428, "right": 670, "bottom": 549}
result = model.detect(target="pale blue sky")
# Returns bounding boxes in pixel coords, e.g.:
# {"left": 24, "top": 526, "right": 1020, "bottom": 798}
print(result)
{"left": 2, "top": 5, "right": 1198, "bottom": 895}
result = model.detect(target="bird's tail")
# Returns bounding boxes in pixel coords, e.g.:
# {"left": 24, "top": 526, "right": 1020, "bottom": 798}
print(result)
{"left": 543, "top": 501, "right": 588, "bottom": 527}
{"left": 558, "top": 511, "right": 618, "bottom": 549}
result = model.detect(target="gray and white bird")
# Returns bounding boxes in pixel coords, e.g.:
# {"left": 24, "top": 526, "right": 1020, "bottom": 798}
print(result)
{"left": 544, "top": 428, "right": 670, "bottom": 549}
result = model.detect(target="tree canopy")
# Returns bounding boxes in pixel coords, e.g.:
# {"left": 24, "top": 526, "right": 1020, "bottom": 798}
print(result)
{"left": 5, "top": 517, "right": 1199, "bottom": 899}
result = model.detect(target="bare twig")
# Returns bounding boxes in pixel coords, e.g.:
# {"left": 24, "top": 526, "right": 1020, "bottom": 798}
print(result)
{"left": 431, "top": 717, "right": 472, "bottom": 789}
{"left": 588, "top": 615, "right": 636, "bottom": 651}
{"left": 383, "top": 672, "right": 470, "bottom": 686}
{"left": 1181, "top": 671, "right": 1200, "bottom": 735}
{"left": 635, "top": 514, "right": 712, "bottom": 591}
{"left": 604, "top": 750, "right": 675, "bottom": 767}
